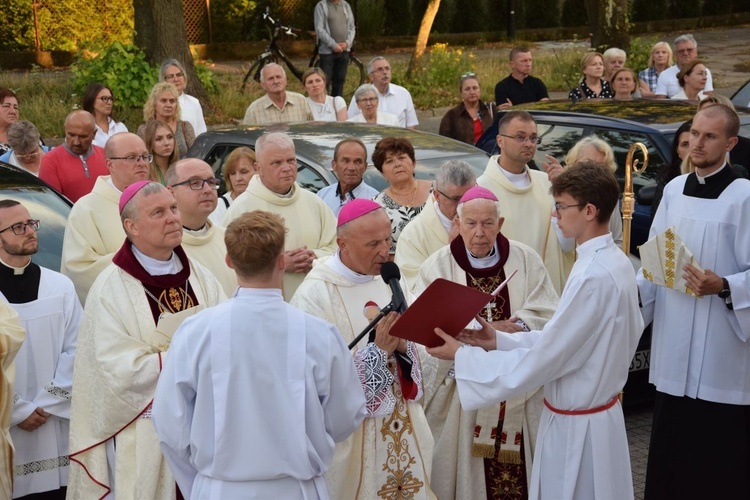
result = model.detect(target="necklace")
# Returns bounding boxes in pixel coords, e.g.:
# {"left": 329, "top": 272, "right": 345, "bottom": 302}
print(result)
{"left": 388, "top": 181, "right": 418, "bottom": 207}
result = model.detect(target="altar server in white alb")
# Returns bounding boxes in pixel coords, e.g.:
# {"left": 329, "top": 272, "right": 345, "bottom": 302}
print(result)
{"left": 0, "top": 200, "right": 81, "bottom": 499}
{"left": 66, "top": 181, "right": 224, "bottom": 500}
{"left": 415, "top": 186, "right": 558, "bottom": 500}
{"left": 639, "top": 104, "right": 750, "bottom": 499}
{"left": 153, "top": 210, "right": 366, "bottom": 499}
{"left": 428, "top": 162, "right": 644, "bottom": 500}
{"left": 291, "top": 199, "right": 436, "bottom": 499}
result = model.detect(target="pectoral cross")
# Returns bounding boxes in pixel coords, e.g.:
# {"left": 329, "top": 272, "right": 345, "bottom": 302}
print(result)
{"left": 485, "top": 301, "right": 496, "bottom": 322}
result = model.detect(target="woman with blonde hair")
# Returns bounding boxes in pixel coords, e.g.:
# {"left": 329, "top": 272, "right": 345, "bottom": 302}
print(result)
{"left": 302, "top": 67, "right": 347, "bottom": 121}
{"left": 137, "top": 82, "right": 195, "bottom": 158}
{"left": 209, "top": 147, "right": 257, "bottom": 224}
{"left": 141, "top": 119, "right": 178, "bottom": 185}
{"left": 639, "top": 42, "right": 673, "bottom": 96}
{"left": 568, "top": 52, "right": 614, "bottom": 101}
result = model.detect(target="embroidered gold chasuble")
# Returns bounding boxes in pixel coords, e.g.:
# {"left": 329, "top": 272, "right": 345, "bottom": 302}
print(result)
{"left": 291, "top": 257, "right": 436, "bottom": 500}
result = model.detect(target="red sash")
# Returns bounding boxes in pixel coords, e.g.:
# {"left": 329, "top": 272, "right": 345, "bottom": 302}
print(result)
{"left": 544, "top": 394, "right": 619, "bottom": 415}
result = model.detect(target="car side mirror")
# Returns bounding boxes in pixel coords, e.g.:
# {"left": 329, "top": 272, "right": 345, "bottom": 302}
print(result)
{"left": 636, "top": 184, "right": 656, "bottom": 206}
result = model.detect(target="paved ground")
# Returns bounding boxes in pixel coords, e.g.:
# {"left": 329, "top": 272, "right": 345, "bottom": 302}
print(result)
{"left": 625, "top": 404, "right": 653, "bottom": 499}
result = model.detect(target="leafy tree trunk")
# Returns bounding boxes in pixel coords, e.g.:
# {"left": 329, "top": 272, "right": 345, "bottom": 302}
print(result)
{"left": 584, "top": 0, "right": 630, "bottom": 51}
{"left": 406, "top": 0, "right": 441, "bottom": 79}
{"left": 133, "top": 0, "right": 208, "bottom": 102}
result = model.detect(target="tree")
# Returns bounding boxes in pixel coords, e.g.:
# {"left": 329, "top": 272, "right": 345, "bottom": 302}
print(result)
{"left": 133, "top": 0, "right": 208, "bottom": 102}
{"left": 406, "top": 0, "right": 441, "bottom": 79}
{"left": 584, "top": 0, "right": 630, "bottom": 51}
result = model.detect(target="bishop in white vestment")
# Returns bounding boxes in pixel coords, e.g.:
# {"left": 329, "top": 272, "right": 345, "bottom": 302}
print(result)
{"left": 66, "top": 182, "right": 224, "bottom": 500}
{"left": 429, "top": 162, "right": 644, "bottom": 500}
{"left": 291, "top": 200, "right": 436, "bottom": 500}
{"left": 415, "top": 187, "right": 558, "bottom": 500}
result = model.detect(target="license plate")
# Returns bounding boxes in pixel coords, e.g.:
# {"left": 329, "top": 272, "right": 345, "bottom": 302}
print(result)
{"left": 629, "top": 350, "right": 650, "bottom": 372}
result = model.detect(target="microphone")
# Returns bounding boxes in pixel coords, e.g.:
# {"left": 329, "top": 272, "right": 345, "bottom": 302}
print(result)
{"left": 380, "top": 261, "right": 406, "bottom": 313}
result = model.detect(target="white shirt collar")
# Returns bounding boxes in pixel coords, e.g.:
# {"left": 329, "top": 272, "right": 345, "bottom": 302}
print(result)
{"left": 496, "top": 157, "right": 531, "bottom": 188}
{"left": 434, "top": 200, "right": 453, "bottom": 234}
{"left": 325, "top": 250, "right": 375, "bottom": 284}
{"left": 695, "top": 162, "right": 727, "bottom": 185}
{"left": 0, "top": 256, "right": 31, "bottom": 275}
{"left": 465, "top": 242, "right": 500, "bottom": 269}
{"left": 131, "top": 244, "right": 183, "bottom": 275}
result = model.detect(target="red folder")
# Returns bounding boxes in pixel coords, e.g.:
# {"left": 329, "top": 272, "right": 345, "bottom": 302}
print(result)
{"left": 390, "top": 278, "right": 493, "bottom": 348}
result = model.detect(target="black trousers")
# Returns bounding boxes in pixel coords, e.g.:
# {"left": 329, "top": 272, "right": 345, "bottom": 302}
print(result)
{"left": 644, "top": 391, "right": 750, "bottom": 499}
{"left": 16, "top": 487, "right": 66, "bottom": 500}
{"left": 319, "top": 51, "right": 350, "bottom": 98}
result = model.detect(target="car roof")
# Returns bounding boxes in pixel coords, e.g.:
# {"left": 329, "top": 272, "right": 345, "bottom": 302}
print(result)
{"left": 193, "top": 122, "right": 487, "bottom": 165}
{"left": 512, "top": 98, "right": 750, "bottom": 135}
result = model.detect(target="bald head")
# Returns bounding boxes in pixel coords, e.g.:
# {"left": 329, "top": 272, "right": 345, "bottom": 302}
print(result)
{"left": 695, "top": 104, "right": 740, "bottom": 138}
{"left": 105, "top": 133, "right": 151, "bottom": 191}
{"left": 64, "top": 110, "right": 96, "bottom": 155}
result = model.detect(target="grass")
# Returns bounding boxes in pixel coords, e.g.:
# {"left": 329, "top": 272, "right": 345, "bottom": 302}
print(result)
{"left": 0, "top": 43, "right": 589, "bottom": 139}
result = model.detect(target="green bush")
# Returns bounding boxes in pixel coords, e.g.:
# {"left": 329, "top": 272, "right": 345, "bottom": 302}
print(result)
{"left": 626, "top": 36, "right": 657, "bottom": 74}
{"left": 195, "top": 62, "right": 219, "bottom": 94}
{"left": 71, "top": 43, "right": 157, "bottom": 110}
{"left": 403, "top": 43, "right": 476, "bottom": 107}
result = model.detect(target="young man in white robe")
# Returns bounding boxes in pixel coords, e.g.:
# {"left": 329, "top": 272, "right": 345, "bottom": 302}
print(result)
{"left": 428, "top": 162, "right": 644, "bottom": 500}
{"left": 291, "top": 199, "right": 436, "bottom": 499}
{"left": 638, "top": 105, "right": 750, "bottom": 499}
{"left": 224, "top": 132, "right": 337, "bottom": 300}
{"left": 152, "top": 210, "right": 366, "bottom": 499}
{"left": 66, "top": 181, "right": 224, "bottom": 500}
{"left": 395, "top": 159, "right": 476, "bottom": 292}
{"left": 0, "top": 200, "right": 82, "bottom": 499}
{"left": 477, "top": 110, "right": 575, "bottom": 294}
{"left": 166, "top": 158, "right": 238, "bottom": 297}
{"left": 1, "top": 298, "right": 26, "bottom": 499}
{"left": 415, "top": 186, "right": 558, "bottom": 500}
{"left": 60, "top": 132, "right": 151, "bottom": 303}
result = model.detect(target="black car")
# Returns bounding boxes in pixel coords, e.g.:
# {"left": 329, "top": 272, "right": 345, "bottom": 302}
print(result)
{"left": 0, "top": 162, "right": 72, "bottom": 272}
{"left": 187, "top": 122, "right": 492, "bottom": 193}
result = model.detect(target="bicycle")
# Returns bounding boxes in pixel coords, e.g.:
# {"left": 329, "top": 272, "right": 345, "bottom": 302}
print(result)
{"left": 240, "top": 7, "right": 365, "bottom": 99}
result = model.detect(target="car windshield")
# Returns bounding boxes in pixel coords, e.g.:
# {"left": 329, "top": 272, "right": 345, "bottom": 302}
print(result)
{"left": 0, "top": 166, "right": 71, "bottom": 272}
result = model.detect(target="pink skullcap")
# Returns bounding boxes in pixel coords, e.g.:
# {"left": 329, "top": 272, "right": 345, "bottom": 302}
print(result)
{"left": 119, "top": 180, "right": 152, "bottom": 213}
{"left": 337, "top": 199, "right": 382, "bottom": 227}
{"left": 459, "top": 185, "right": 498, "bottom": 204}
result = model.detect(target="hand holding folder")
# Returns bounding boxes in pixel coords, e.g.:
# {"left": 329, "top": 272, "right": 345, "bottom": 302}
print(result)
{"left": 390, "top": 271, "right": 517, "bottom": 348}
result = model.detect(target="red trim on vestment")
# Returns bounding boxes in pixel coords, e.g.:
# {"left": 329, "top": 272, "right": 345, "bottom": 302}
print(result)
{"left": 544, "top": 395, "right": 619, "bottom": 415}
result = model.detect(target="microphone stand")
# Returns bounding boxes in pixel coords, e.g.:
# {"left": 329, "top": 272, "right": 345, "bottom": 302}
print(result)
{"left": 348, "top": 302, "right": 395, "bottom": 350}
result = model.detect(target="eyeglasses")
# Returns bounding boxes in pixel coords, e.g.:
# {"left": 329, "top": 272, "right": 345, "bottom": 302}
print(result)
{"left": 370, "top": 66, "right": 391, "bottom": 74}
{"left": 676, "top": 48, "right": 696, "bottom": 55}
{"left": 165, "top": 72, "right": 185, "bottom": 80}
{"left": 108, "top": 154, "right": 153, "bottom": 164}
{"left": 554, "top": 202, "right": 584, "bottom": 212}
{"left": 15, "top": 150, "right": 39, "bottom": 161}
{"left": 357, "top": 97, "right": 378, "bottom": 104}
{"left": 99, "top": 96, "right": 115, "bottom": 103}
{"left": 460, "top": 72, "right": 477, "bottom": 82}
{"left": 436, "top": 188, "right": 463, "bottom": 203}
{"left": 0, "top": 219, "right": 40, "bottom": 235}
{"left": 499, "top": 134, "right": 541, "bottom": 145}
{"left": 171, "top": 177, "right": 221, "bottom": 190}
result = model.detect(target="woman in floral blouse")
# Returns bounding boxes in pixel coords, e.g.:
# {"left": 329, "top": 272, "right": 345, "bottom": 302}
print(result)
{"left": 568, "top": 52, "right": 614, "bottom": 101}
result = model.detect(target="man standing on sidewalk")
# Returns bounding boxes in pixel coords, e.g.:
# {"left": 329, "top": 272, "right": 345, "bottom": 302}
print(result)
{"left": 314, "top": 0, "right": 356, "bottom": 98}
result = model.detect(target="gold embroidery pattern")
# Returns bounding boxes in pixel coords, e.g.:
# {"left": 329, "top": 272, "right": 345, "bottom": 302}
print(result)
{"left": 664, "top": 229, "right": 676, "bottom": 289}
{"left": 158, "top": 287, "right": 194, "bottom": 313}
{"left": 377, "top": 362, "right": 424, "bottom": 499}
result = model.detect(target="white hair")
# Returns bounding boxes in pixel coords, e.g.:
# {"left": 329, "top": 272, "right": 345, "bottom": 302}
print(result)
{"left": 456, "top": 198, "right": 502, "bottom": 219}
{"left": 603, "top": 47, "right": 627, "bottom": 62}
{"left": 256, "top": 132, "right": 295, "bottom": 161}
{"left": 260, "top": 63, "right": 286, "bottom": 82}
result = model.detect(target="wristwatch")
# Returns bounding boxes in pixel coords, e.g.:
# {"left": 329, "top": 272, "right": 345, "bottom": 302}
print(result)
{"left": 718, "top": 278, "right": 731, "bottom": 299}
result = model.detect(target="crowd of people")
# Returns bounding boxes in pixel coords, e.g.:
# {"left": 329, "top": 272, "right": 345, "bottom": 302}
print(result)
{"left": 0, "top": 13, "right": 748, "bottom": 500}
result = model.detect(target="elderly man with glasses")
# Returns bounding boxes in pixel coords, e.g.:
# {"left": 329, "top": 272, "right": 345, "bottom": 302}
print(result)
{"left": 166, "top": 158, "right": 238, "bottom": 297}
{"left": 477, "top": 110, "right": 575, "bottom": 295}
{"left": 39, "top": 110, "right": 109, "bottom": 202}
{"left": 60, "top": 132, "right": 152, "bottom": 303}
{"left": 347, "top": 56, "right": 418, "bottom": 129}
{"left": 655, "top": 34, "right": 714, "bottom": 98}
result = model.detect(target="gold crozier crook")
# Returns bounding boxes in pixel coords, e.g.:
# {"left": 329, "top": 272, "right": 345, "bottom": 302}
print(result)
{"left": 622, "top": 142, "right": 648, "bottom": 254}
